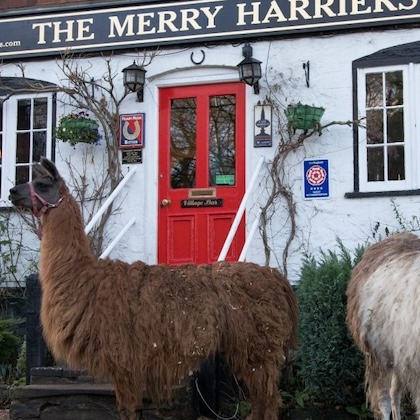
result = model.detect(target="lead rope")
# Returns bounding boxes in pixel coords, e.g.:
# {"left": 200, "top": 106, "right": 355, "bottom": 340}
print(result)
{"left": 28, "top": 182, "right": 64, "bottom": 237}
{"left": 194, "top": 377, "right": 240, "bottom": 420}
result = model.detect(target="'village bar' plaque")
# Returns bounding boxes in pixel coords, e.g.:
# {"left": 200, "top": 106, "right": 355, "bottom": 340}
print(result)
{"left": 181, "top": 198, "right": 223, "bottom": 208}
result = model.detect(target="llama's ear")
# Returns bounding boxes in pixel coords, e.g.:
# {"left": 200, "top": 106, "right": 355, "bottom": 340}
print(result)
{"left": 38, "top": 157, "right": 61, "bottom": 181}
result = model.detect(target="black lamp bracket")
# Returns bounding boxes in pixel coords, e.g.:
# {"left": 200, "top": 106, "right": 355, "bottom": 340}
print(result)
{"left": 303, "top": 61, "right": 310, "bottom": 88}
{"left": 242, "top": 43, "right": 253, "bottom": 58}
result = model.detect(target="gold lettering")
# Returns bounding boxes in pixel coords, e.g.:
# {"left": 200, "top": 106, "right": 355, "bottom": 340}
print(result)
{"left": 261, "top": 1, "right": 287, "bottom": 23}
{"left": 32, "top": 22, "right": 52, "bottom": 44}
{"left": 337, "top": 0, "right": 348, "bottom": 15}
{"left": 52, "top": 21, "right": 75, "bottom": 43}
{"left": 201, "top": 6, "right": 223, "bottom": 28}
{"left": 136, "top": 12, "right": 156, "bottom": 35}
{"left": 157, "top": 11, "right": 178, "bottom": 33}
{"left": 180, "top": 9, "right": 201, "bottom": 31}
{"left": 351, "top": 0, "right": 372, "bottom": 14}
{"left": 289, "top": 0, "right": 311, "bottom": 21}
{"left": 237, "top": 2, "right": 261, "bottom": 25}
{"left": 373, "top": 0, "right": 397, "bottom": 11}
{"left": 399, "top": 0, "right": 417, "bottom": 10}
{"left": 76, "top": 19, "right": 94, "bottom": 41}
{"left": 314, "top": 0, "right": 337, "bottom": 18}
{"left": 109, "top": 15, "right": 135, "bottom": 38}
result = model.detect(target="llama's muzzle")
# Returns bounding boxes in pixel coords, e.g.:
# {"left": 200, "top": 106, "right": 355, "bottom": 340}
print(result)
{"left": 27, "top": 182, "right": 63, "bottom": 218}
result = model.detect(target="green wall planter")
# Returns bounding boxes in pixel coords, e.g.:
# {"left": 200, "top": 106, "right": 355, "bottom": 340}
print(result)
{"left": 286, "top": 103, "right": 325, "bottom": 132}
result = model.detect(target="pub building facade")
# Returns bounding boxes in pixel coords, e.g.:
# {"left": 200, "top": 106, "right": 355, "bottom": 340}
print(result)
{"left": 1, "top": 0, "right": 420, "bottom": 283}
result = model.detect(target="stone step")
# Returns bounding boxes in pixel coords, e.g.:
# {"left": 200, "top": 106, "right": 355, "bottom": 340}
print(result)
{"left": 9, "top": 382, "right": 195, "bottom": 420}
{"left": 30, "top": 366, "right": 96, "bottom": 385}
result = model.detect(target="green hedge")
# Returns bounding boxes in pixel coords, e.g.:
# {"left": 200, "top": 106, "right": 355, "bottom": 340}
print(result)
{"left": 294, "top": 241, "right": 365, "bottom": 406}
{"left": 0, "top": 319, "right": 19, "bottom": 365}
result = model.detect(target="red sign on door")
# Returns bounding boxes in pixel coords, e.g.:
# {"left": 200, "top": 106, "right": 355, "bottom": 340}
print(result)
{"left": 119, "top": 113, "right": 145, "bottom": 148}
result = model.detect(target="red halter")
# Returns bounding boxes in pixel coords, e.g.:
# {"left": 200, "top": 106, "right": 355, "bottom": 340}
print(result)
{"left": 28, "top": 182, "right": 63, "bottom": 219}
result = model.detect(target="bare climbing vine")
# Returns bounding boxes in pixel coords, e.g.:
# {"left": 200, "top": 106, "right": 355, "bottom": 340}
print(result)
{"left": 259, "top": 95, "right": 363, "bottom": 277}
{"left": 1, "top": 51, "right": 159, "bottom": 256}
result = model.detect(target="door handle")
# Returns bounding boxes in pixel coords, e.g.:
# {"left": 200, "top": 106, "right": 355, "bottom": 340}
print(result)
{"left": 161, "top": 198, "right": 171, "bottom": 207}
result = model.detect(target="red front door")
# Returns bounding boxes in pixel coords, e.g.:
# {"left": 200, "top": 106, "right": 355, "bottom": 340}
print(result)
{"left": 158, "top": 83, "right": 245, "bottom": 265}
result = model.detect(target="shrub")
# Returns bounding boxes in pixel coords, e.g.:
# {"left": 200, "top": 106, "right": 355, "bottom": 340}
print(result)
{"left": 12, "top": 339, "right": 26, "bottom": 386}
{"left": 294, "top": 240, "right": 365, "bottom": 406}
{"left": 0, "top": 319, "right": 20, "bottom": 384}
{"left": 0, "top": 319, "right": 19, "bottom": 365}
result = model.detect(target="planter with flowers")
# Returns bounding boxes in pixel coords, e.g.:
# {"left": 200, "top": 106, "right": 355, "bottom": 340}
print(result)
{"left": 56, "top": 111, "right": 101, "bottom": 146}
{"left": 285, "top": 103, "right": 325, "bottom": 133}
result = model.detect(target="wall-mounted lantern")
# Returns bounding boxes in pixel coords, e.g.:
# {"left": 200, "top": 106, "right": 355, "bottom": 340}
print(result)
{"left": 122, "top": 61, "right": 147, "bottom": 102}
{"left": 237, "top": 43, "right": 262, "bottom": 94}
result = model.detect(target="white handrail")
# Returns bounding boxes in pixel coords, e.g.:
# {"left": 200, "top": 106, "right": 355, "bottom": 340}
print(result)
{"left": 218, "top": 156, "right": 265, "bottom": 261}
{"left": 238, "top": 208, "right": 262, "bottom": 262}
{"left": 85, "top": 167, "right": 137, "bottom": 235}
{"left": 100, "top": 217, "right": 136, "bottom": 259}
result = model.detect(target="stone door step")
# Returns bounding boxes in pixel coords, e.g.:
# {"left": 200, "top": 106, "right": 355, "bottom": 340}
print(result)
{"left": 10, "top": 382, "right": 194, "bottom": 419}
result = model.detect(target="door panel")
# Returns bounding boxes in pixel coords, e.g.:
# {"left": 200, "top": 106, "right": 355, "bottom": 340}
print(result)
{"left": 168, "top": 216, "right": 196, "bottom": 264}
{"left": 158, "top": 83, "right": 245, "bottom": 265}
{"left": 208, "top": 214, "right": 238, "bottom": 262}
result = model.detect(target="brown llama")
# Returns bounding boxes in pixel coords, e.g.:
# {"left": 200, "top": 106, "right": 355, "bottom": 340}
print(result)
{"left": 9, "top": 157, "right": 298, "bottom": 420}
{"left": 346, "top": 232, "right": 420, "bottom": 420}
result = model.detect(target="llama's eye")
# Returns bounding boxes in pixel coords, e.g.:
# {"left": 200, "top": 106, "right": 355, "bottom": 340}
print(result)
{"left": 37, "top": 182, "right": 50, "bottom": 190}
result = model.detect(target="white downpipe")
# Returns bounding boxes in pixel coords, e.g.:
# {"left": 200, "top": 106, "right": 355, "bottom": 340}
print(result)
{"left": 84, "top": 168, "right": 137, "bottom": 235}
{"left": 238, "top": 208, "right": 262, "bottom": 262}
{"left": 100, "top": 217, "right": 136, "bottom": 259}
{"left": 218, "top": 156, "right": 265, "bottom": 261}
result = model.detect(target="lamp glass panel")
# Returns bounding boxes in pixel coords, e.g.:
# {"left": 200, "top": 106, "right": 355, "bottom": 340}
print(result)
{"left": 124, "top": 69, "right": 145, "bottom": 92}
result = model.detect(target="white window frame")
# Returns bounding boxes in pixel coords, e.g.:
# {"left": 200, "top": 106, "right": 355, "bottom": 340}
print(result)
{"left": 0, "top": 93, "right": 54, "bottom": 205}
{"left": 357, "top": 64, "right": 420, "bottom": 193}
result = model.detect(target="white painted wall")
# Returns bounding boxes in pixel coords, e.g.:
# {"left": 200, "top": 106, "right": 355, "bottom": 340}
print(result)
{"left": 3, "top": 27, "right": 420, "bottom": 283}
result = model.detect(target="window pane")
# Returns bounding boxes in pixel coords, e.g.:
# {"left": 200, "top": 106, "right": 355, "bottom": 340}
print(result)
{"left": 1, "top": 93, "right": 51, "bottom": 201}
{"left": 387, "top": 109, "right": 404, "bottom": 143}
{"left": 367, "top": 147, "right": 384, "bottom": 181}
{"left": 170, "top": 98, "right": 197, "bottom": 189}
{"left": 16, "top": 166, "right": 29, "bottom": 184}
{"left": 366, "top": 109, "right": 383, "bottom": 144}
{"left": 34, "top": 98, "right": 48, "bottom": 129}
{"left": 366, "top": 73, "right": 383, "bottom": 107}
{"left": 17, "top": 99, "right": 31, "bottom": 130}
{"left": 388, "top": 145, "right": 405, "bottom": 180}
{"left": 33, "top": 131, "right": 46, "bottom": 161}
{"left": 209, "top": 95, "right": 236, "bottom": 186}
{"left": 16, "top": 132, "right": 30, "bottom": 163}
{"left": 386, "top": 71, "right": 403, "bottom": 106}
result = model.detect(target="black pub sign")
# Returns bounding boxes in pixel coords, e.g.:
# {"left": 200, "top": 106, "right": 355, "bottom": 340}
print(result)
{"left": 0, "top": 0, "right": 419, "bottom": 59}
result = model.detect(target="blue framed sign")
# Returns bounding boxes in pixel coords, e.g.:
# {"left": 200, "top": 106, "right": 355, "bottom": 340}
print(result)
{"left": 119, "top": 113, "right": 145, "bottom": 149}
{"left": 303, "top": 159, "right": 330, "bottom": 199}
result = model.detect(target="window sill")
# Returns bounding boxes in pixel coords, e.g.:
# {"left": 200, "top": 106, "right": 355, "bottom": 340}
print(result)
{"left": 345, "top": 189, "right": 420, "bottom": 198}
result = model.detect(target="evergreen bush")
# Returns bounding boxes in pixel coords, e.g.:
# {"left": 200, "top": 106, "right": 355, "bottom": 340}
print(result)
{"left": 0, "top": 319, "right": 19, "bottom": 365}
{"left": 294, "top": 240, "right": 365, "bottom": 406}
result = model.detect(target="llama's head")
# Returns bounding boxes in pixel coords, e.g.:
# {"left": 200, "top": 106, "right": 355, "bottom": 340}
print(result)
{"left": 9, "top": 158, "right": 67, "bottom": 217}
